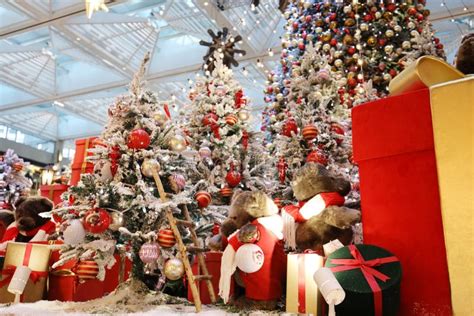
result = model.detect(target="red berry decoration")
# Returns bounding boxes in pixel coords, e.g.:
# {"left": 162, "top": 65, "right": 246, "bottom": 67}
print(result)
{"left": 331, "top": 122, "right": 345, "bottom": 145}
{"left": 202, "top": 113, "right": 218, "bottom": 126}
{"left": 281, "top": 119, "right": 298, "bottom": 137}
{"left": 225, "top": 167, "right": 242, "bottom": 188}
{"left": 225, "top": 114, "right": 238, "bottom": 126}
{"left": 302, "top": 125, "right": 319, "bottom": 141}
{"left": 307, "top": 150, "right": 328, "bottom": 165}
{"left": 127, "top": 128, "right": 150, "bottom": 150}
{"left": 83, "top": 208, "right": 111, "bottom": 234}
{"left": 76, "top": 260, "right": 99, "bottom": 280}
{"left": 158, "top": 228, "right": 176, "bottom": 248}
{"left": 195, "top": 191, "right": 212, "bottom": 208}
{"left": 220, "top": 187, "right": 233, "bottom": 197}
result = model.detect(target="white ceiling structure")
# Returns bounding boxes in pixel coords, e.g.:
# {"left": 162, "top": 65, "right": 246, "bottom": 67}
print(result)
{"left": 0, "top": 0, "right": 473, "bottom": 143}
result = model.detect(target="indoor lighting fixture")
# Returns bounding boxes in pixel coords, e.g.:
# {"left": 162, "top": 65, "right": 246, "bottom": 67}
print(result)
{"left": 85, "top": 0, "right": 109, "bottom": 19}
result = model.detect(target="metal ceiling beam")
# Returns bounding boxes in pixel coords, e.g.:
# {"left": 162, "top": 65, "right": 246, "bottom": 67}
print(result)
{"left": 430, "top": 5, "right": 474, "bottom": 22}
{"left": 0, "top": 0, "right": 127, "bottom": 39}
{"left": 0, "top": 45, "right": 281, "bottom": 113}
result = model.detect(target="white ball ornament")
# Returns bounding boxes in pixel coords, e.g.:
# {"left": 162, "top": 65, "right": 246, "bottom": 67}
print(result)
{"left": 63, "top": 219, "right": 86, "bottom": 245}
{"left": 276, "top": 93, "right": 284, "bottom": 101}
{"left": 408, "top": 22, "right": 416, "bottom": 29}
{"left": 315, "top": 27, "right": 323, "bottom": 33}
{"left": 334, "top": 59, "right": 343, "bottom": 68}
{"left": 375, "top": 12, "right": 382, "bottom": 19}
{"left": 385, "top": 29, "right": 394, "bottom": 38}
{"left": 360, "top": 23, "right": 369, "bottom": 31}
{"left": 93, "top": 160, "right": 113, "bottom": 181}
{"left": 384, "top": 45, "right": 394, "bottom": 54}
{"left": 323, "top": 44, "right": 331, "bottom": 52}
{"left": 235, "top": 244, "right": 265, "bottom": 273}
{"left": 394, "top": 25, "right": 402, "bottom": 32}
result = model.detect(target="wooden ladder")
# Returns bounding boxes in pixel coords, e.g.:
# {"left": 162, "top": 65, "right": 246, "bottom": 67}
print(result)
{"left": 151, "top": 170, "right": 217, "bottom": 312}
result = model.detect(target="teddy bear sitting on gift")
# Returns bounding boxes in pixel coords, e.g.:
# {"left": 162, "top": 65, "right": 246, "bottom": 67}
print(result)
{"left": 0, "top": 196, "right": 55, "bottom": 250}
{"left": 282, "top": 162, "right": 361, "bottom": 252}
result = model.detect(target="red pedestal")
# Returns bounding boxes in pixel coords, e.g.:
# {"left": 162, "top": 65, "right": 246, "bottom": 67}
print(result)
{"left": 352, "top": 89, "right": 452, "bottom": 315}
{"left": 70, "top": 137, "right": 97, "bottom": 186}
{"left": 187, "top": 252, "right": 233, "bottom": 304}
{"left": 40, "top": 184, "right": 69, "bottom": 205}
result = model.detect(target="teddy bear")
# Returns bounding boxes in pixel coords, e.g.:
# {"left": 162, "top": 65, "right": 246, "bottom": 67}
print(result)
{"left": 455, "top": 33, "right": 474, "bottom": 75}
{"left": 218, "top": 190, "right": 286, "bottom": 310}
{"left": 282, "top": 162, "right": 361, "bottom": 252}
{"left": 0, "top": 196, "right": 55, "bottom": 250}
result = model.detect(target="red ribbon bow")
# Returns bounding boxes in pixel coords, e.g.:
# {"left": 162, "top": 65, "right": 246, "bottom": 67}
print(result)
{"left": 330, "top": 245, "right": 399, "bottom": 316}
{"left": 0, "top": 265, "right": 48, "bottom": 288}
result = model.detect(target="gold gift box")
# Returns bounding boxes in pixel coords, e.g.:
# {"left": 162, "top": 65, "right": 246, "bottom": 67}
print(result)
{"left": 0, "top": 242, "right": 51, "bottom": 303}
{"left": 389, "top": 57, "right": 473, "bottom": 315}
{"left": 286, "top": 253, "right": 324, "bottom": 316}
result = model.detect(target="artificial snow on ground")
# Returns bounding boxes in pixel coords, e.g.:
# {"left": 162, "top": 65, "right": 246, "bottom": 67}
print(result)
{"left": 0, "top": 280, "right": 289, "bottom": 315}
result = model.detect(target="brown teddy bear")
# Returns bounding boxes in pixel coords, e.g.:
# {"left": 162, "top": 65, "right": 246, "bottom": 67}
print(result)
{"left": 455, "top": 33, "right": 474, "bottom": 75}
{"left": 219, "top": 190, "right": 286, "bottom": 310}
{"left": 0, "top": 196, "right": 55, "bottom": 250}
{"left": 282, "top": 162, "right": 361, "bottom": 252}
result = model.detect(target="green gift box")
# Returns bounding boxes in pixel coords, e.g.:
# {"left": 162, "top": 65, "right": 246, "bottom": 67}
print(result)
{"left": 325, "top": 244, "right": 402, "bottom": 316}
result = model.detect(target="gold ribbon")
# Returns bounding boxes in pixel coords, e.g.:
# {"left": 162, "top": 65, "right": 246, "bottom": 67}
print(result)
{"left": 80, "top": 138, "right": 91, "bottom": 174}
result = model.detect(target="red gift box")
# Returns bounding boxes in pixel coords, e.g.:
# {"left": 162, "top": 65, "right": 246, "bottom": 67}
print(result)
{"left": 48, "top": 250, "right": 130, "bottom": 302}
{"left": 70, "top": 137, "right": 97, "bottom": 186}
{"left": 40, "top": 184, "right": 69, "bottom": 205}
{"left": 352, "top": 89, "right": 452, "bottom": 315}
{"left": 187, "top": 251, "right": 233, "bottom": 304}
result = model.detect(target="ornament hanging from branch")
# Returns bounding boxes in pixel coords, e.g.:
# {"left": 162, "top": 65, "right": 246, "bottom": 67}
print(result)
{"left": 199, "top": 27, "right": 246, "bottom": 72}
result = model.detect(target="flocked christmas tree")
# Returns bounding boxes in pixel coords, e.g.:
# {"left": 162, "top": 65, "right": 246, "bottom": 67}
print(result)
{"left": 0, "top": 149, "right": 32, "bottom": 210}
{"left": 183, "top": 49, "right": 274, "bottom": 207}
{"left": 53, "top": 54, "right": 223, "bottom": 292}
{"left": 262, "top": 0, "right": 445, "bottom": 201}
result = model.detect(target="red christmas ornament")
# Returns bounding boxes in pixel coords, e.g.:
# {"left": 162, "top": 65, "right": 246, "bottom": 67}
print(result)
{"left": 234, "top": 89, "right": 244, "bottom": 108}
{"left": 225, "top": 114, "right": 238, "bottom": 126}
{"left": 331, "top": 122, "right": 345, "bottom": 145}
{"left": 158, "top": 228, "right": 176, "bottom": 248}
{"left": 211, "top": 122, "right": 221, "bottom": 140}
{"left": 348, "top": 78, "right": 358, "bottom": 88}
{"left": 347, "top": 47, "right": 356, "bottom": 55}
{"left": 127, "top": 129, "right": 150, "bottom": 150}
{"left": 416, "top": 13, "right": 424, "bottom": 21}
{"left": 330, "top": 38, "right": 338, "bottom": 47}
{"left": 307, "top": 150, "right": 328, "bottom": 165}
{"left": 212, "top": 223, "right": 221, "bottom": 236}
{"left": 433, "top": 37, "right": 440, "bottom": 44}
{"left": 292, "top": 21, "right": 299, "bottom": 29}
{"left": 194, "top": 191, "right": 212, "bottom": 208}
{"left": 329, "top": 13, "right": 337, "bottom": 21}
{"left": 302, "top": 125, "right": 319, "bottom": 141}
{"left": 202, "top": 113, "right": 218, "bottom": 126}
{"left": 220, "top": 187, "right": 234, "bottom": 197}
{"left": 298, "top": 43, "right": 305, "bottom": 50}
{"left": 267, "top": 86, "right": 273, "bottom": 94}
{"left": 436, "top": 43, "right": 444, "bottom": 50}
{"left": 83, "top": 208, "right": 111, "bottom": 234}
{"left": 363, "top": 14, "right": 373, "bottom": 22}
{"left": 387, "top": 3, "right": 396, "bottom": 12}
{"left": 108, "top": 146, "right": 121, "bottom": 160}
{"left": 226, "top": 164, "right": 242, "bottom": 188}
{"left": 281, "top": 119, "right": 298, "bottom": 137}
{"left": 378, "top": 38, "right": 387, "bottom": 47}
{"left": 305, "top": 15, "right": 312, "bottom": 23}
{"left": 389, "top": 69, "right": 398, "bottom": 78}
{"left": 110, "top": 162, "right": 118, "bottom": 176}
{"left": 407, "top": 7, "right": 417, "bottom": 15}
{"left": 76, "top": 260, "right": 99, "bottom": 280}
{"left": 277, "top": 157, "right": 288, "bottom": 184}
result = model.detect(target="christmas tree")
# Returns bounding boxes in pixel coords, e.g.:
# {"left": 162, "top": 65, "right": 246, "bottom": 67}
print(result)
{"left": 0, "top": 149, "right": 32, "bottom": 210}
{"left": 183, "top": 51, "right": 274, "bottom": 207}
{"left": 53, "top": 54, "right": 221, "bottom": 292}
{"left": 262, "top": 0, "right": 445, "bottom": 200}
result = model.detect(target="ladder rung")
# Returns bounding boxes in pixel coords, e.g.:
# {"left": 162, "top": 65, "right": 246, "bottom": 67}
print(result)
{"left": 175, "top": 219, "right": 194, "bottom": 227}
{"left": 187, "top": 246, "right": 209, "bottom": 253}
{"left": 194, "top": 275, "right": 212, "bottom": 281}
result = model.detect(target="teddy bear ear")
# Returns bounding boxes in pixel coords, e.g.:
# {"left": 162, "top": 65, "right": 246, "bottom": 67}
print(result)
{"left": 13, "top": 196, "right": 27, "bottom": 209}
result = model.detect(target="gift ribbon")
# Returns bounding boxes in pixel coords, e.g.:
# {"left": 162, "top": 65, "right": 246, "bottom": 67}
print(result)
{"left": 0, "top": 265, "right": 48, "bottom": 288}
{"left": 81, "top": 138, "right": 91, "bottom": 174}
{"left": 329, "top": 245, "right": 399, "bottom": 316}
{"left": 297, "top": 250, "right": 320, "bottom": 314}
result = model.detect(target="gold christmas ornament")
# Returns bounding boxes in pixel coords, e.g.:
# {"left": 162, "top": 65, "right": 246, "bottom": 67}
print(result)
{"left": 238, "top": 109, "right": 250, "bottom": 121}
{"left": 154, "top": 112, "right": 168, "bottom": 125}
{"left": 141, "top": 159, "right": 160, "bottom": 178}
{"left": 109, "top": 212, "right": 124, "bottom": 231}
{"left": 164, "top": 258, "right": 185, "bottom": 280}
{"left": 367, "top": 36, "right": 377, "bottom": 47}
{"left": 169, "top": 135, "right": 187, "bottom": 152}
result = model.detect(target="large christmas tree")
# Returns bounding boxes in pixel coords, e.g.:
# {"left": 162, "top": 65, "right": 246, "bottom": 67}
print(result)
{"left": 53, "top": 54, "right": 221, "bottom": 291}
{"left": 263, "top": 0, "right": 445, "bottom": 201}
{"left": 183, "top": 52, "right": 274, "bottom": 206}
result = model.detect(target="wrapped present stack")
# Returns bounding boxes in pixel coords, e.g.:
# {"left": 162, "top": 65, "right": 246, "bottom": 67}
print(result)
{"left": 70, "top": 137, "right": 98, "bottom": 186}
{"left": 352, "top": 56, "right": 473, "bottom": 315}
{"left": 40, "top": 184, "right": 69, "bottom": 206}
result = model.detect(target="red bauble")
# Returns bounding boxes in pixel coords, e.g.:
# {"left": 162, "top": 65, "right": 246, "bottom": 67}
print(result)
{"left": 387, "top": 3, "right": 396, "bottom": 12}
{"left": 226, "top": 169, "right": 242, "bottom": 188}
{"left": 298, "top": 43, "right": 305, "bottom": 50}
{"left": 220, "top": 187, "right": 233, "bottom": 197}
{"left": 108, "top": 146, "right": 121, "bottom": 160}
{"left": 307, "top": 150, "right": 328, "bottom": 165}
{"left": 363, "top": 14, "right": 373, "bottom": 22}
{"left": 281, "top": 119, "right": 298, "bottom": 137}
{"left": 158, "top": 228, "right": 176, "bottom": 248}
{"left": 202, "top": 113, "right": 218, "bottom": 126}
{"left": 267, "top": 86, "right": 273, "bottom": 94}
{"left": 389, "top": 69, "right": 398, "bottom": 78}
{"left": 110, "top": 162, "right": 118, "bottom": 176}
{"left": 76, "top": 260, "right": 99, "bottom": 280}
{"left": 305, "top": 15, "right": 312, "bottom": 23}
{"left": 127, "top": 129, "right": 150, "bottom": 150}
{"left": 347, "top": 47, "right": 356, "bottom": 55}
{"left": 331, "top": 122, "right": 345, "bottom": 145}
{"left": 436, "top": 43, "right": 444, "bottom": 50}
{"left": 302, "top": 125, "right": 319, "bottom": 141}
{"left": 292, "top": 21, "right": 299, "bottom": 29}
{"left": 434, "top": 37, "right": 440, "bottom": 44}
{"left": 212, "top": 223, "right": 221, "bottom": 236}
{"left": 194, "top": 191, "right": 212, "bottom": 208}
{"left": 416, "top": 13, "right": 424, "bottom": 21}
{"left": 378, "top": 38, "right": 387, "bottom": 47}
{"left": 407, "top": 7, "right": 417, "bottom": 15}
{"left": 329, "top": 13, "right": 337, "bottom": 21}
{"left": 225, "top": 114, "right": 238, "bottom": 126}
{"left": 348, "top": 78, "right": 358, "bottom": 88}
{"left": 83, "top": 208, "right": 111, "bottom": 234}
{"left": 330, "top": 38, "right": 338, "bottom": 47}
